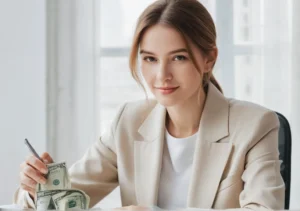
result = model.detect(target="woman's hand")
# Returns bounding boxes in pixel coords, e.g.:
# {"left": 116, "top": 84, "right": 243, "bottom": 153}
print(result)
{"left": 19, "top": 152, "right": 54, "bottom": 199}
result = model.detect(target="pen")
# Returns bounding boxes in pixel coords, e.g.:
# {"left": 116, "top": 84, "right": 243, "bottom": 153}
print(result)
{"left": 24, "top": 138, "right": 44, "bottom": 163}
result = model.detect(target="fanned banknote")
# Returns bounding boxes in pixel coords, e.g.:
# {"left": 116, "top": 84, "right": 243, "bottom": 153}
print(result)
{"left": 36, "top": 189, "right": 90, "bottom": 210}
{"left": 35, "top": 162, "right": 90, "bottom": 210}
{"left": 37, "top": 162, "right": 71, "bottom": 192}
{"left": 52, "top": 189, "right": 90, "bottom": 210}
{"left": 36, "top": 190, "right": 62, "bottom": 210}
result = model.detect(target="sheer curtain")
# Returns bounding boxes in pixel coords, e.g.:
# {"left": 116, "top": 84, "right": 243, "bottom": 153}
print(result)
{"left": 47, "top": 0, "right": 300, "bottom": 209}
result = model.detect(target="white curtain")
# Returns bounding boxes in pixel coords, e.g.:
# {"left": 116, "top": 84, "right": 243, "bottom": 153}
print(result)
{"left": 46, "top": 0, "right": 99, "bottom": 166}
{"left": 46, "top": 0, "right": 120, "bottom": 208}
{"left": 47, "top": 0, "right": 300, "bottom": 209}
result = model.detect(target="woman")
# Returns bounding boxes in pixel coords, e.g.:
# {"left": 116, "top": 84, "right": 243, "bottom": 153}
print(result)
{"left": 15, "top": 0, "right": 285, "bottom": 210}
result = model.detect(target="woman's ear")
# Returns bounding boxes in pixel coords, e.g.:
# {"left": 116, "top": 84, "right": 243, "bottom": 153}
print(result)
{"left": 204, "top": 47, "right": 218, "bottom": 73}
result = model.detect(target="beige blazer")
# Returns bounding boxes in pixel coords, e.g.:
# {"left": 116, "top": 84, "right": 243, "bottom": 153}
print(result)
{"left": 14, "top": 82, "right": 285, "bottom": 210}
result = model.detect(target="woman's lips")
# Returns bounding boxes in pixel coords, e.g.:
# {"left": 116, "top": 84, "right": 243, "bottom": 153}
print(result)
{"left": 156, "top": 87, "right": 179, "bottom": 94}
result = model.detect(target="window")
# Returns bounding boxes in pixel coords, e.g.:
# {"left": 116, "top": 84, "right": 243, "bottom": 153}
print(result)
{"left": 97, "top": 0, "right": 154, "bottom": 132}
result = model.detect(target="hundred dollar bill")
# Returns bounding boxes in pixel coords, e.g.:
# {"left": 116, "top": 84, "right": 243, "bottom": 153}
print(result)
{"left": 37, "top": 162, "right": 71, "bottom": 191}
{"left": 36, "top": 189, "right": 90, "bottom": 210}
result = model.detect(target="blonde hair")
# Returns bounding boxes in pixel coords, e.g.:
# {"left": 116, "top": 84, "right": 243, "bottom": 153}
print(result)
{"left": 129, "top": 0, "right": 223, "bottom": 94}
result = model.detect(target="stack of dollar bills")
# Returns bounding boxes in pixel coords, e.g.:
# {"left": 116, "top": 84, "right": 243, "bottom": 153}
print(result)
{"left": 35, "top": 162, "right": 90, "bottom": 210}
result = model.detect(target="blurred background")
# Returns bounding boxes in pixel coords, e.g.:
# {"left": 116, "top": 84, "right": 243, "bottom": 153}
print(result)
{"left": 0, "top": 0, "right": 299, "bottom": 209}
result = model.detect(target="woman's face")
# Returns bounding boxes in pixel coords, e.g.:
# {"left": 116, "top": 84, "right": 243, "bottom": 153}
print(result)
{"left": 140, "top": 24, "right": 212, "bottom": 107}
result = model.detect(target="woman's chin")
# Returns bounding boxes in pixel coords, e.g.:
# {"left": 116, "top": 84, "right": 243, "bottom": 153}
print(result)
{"left": 156, "top": 97, "right": 180, "bottom": 107}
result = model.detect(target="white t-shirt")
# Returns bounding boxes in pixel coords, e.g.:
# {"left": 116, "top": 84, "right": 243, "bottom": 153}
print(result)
{"left": 157, "top": 129, "right": 197, "bottom": 210}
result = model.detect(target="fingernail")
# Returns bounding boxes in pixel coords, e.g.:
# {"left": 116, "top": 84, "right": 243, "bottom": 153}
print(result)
{"left": 40, "top": 178, "right": 47, "bottom": 184}
{"left": 43, "top": 159, "right": 50, "bottom": 164}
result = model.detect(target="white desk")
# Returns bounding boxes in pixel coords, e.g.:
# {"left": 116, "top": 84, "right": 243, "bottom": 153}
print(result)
{"left": 0, "top": 205, "right": 296, "bottom": 211}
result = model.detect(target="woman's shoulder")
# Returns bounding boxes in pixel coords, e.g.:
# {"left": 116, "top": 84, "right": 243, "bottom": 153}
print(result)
{"left": 227, "top": 98, "right": 280, "bottom": 144}
{"left": 228, "top": 98, "right": 277, "bottom": 118}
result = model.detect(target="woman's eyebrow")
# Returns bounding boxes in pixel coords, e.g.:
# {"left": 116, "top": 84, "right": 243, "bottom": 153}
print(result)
{"left": 139, "top": 49, "right": 155, "bottom": 55}
{"left": 139, "top": 48, "right": 188, "bottom": 55}
{"left": 168, "top": 48, "right": 188, "bottom": 54}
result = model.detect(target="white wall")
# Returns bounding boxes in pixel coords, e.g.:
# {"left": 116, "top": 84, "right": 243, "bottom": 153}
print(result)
{"left": 0, "top": 0, "right": 46, "bottom": 204}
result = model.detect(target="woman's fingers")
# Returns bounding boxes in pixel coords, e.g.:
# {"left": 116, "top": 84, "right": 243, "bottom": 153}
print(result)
{"left": 25, "top": 155, "right": 48, "bottom": 174}
{"left": 19, "top": 162, "right": 46, "bottom": 198}
{"left": 41, "top": 152, "right": 54, "bottom": 164}
{"left": 19, "top": 172, "right": 37, "bottom": 189}
{"left": 19, "top": 152, "right": 54, "bottom": 198}
{"left": 22, "top": 164, "right": 47, "bottom": 184}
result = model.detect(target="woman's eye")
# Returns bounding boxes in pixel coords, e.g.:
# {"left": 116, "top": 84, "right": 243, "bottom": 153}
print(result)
{"left": 174, "top": 55, "right": 187, "bottom": 61}
{"left": 143, "top": 57, "right": 157, "bottom": 62}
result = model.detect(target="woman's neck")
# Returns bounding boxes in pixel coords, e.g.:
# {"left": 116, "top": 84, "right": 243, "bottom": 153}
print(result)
{"left": 166, "top": 87, "right": 206, "bottom": 138}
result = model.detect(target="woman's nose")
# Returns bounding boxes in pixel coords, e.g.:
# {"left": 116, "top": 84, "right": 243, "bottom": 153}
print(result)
{"left": 157, "top": 62, "right": 172, "bottom": 81}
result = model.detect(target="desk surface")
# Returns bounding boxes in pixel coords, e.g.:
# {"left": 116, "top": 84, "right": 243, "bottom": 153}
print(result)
{"left": 0, "top": 204, "right": 297, "bottom": 211}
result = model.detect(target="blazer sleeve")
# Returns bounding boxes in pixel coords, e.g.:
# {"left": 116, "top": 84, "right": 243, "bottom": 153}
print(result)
{"left": 238, "top": 111, "right": 285, "bottom": 211}
{"left": 13, "top": 103, "right": 127, "bottom": 209}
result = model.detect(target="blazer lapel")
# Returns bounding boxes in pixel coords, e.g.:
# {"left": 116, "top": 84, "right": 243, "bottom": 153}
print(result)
{"left": 134, "top": 103, "right": 166, "bottom": 206}
{"left": 134, "top": 83, "right": 232, "bottom": 208}
{"left": 187, "top": 83, "right": 232, "bottom": 209}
